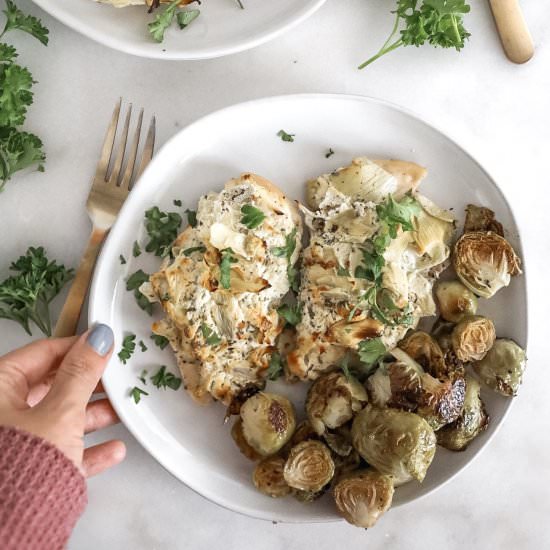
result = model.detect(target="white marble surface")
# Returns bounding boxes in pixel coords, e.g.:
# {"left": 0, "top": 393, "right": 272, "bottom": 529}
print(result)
{"left": 0, "top": 0, "right": 548, "bottom": 548}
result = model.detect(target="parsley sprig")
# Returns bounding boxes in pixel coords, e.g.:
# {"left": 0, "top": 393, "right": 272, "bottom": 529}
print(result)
{"left": 130, "top": 386, "right": 148, "bottom": 404}
{"left": 240, "top": 204, "right": 265, "bottom": 229}
{"left": 126, "top": 269, "right": 153, "bottom": 315}
{"left": 200, "top": 323, "right": 222, "bottom": 346}
{"left": 144, "top": 206, "right": 182, "bottom": 257}
{"left": 118, "top": 334, "right": 136, "bottom": 364}
{"left": 359, "top": 0, "right": 471, "bottom": 69}
{"left": 219, "top": 248, "right": 237, "bottom": 289}
{"left": 0, "top": 247, "right": 73, "bottom": 335}
{"left": 151, "top": 333, "right": 170, "bottom": 349}
{"left": 0, "top": 0, "right": 48, "bottom": 190}
{"left": 150, "top": 365, "right": 182, "bottom": 391}
{"left": 266, "top": 352, "right": 284, "bottom": 381}
{"left": 277, "top": 303, "right": 302, "bottom": 327}
{"left": 148, "top": 0, "right": 199, "bottom": 43}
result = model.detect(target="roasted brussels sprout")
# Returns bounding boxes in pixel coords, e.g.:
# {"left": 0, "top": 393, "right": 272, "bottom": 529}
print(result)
{"left": 306, "top": 372, "right": 368, "bottom": 436}
{"left": 289, "top": 420, "right": 319, "bottom": 447}
{"left": 253, "top": 456, "right": 291, "bottom": 498}
{"left": 452, "top": 315, "right": 496, "bottom": 362}
{"left": 333, "top": 470, "right": 395, "bottom": 528}
{"left": 240, "top": 392, "right": 296, "bottom": 456}
{"left": 283, "top": 440, "right": 335, "bottom": 492}
{"left": 463, "top": 204, "right": 504, "bottom": 236}
{"left": 435, "top": 280, "right": 478, "bottom": 323}
{"left": 351, "top": 405, "right": 436, "bottom": 484}
{"left": 332, "top": 448, "right": 362, "bottom": 482}
{"left": 437, "top": 375, "right": 489, "bottom": 451}
{"left": 231, "top": 418, "right": 262, "bottom": 461}
{"left": 473, "top": 338, "right": 526, "bottom": 396}
{"left": 398, "top": 331, "right": 448, "bottom": 378}
{"left": 323, "top": 425, "right": 354, "bottom": 457}
{"left": 453, "top": 231, "right": 522, "bottom": 299}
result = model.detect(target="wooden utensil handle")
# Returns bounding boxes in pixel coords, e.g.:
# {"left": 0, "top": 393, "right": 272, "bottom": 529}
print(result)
{"left": 490, "top": 0, "right": 534, "bottom": 64}
{"left": 53, "top": 227, "right": 106, "bottom": 338}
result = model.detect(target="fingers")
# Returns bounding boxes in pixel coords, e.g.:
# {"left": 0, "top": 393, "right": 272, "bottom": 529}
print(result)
{"left": 44, "top": 324, "right": 114, "bottom": 412}
{"left": 85, "top": 399, "right": 119, "bottom": 434}
{"left": 0, "top": 337, "right": 78, "bottom": 400}
{"left": 83, "top": 439, "right": 126, "bottom": 478}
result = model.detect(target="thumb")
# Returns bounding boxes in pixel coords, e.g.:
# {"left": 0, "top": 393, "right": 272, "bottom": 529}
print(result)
{"left": 43, "top": 324, "right": 114, "bottom": 411}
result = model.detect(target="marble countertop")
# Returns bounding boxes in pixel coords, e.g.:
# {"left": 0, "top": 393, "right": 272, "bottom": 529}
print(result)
{"left": 1, "top": 1, "right": 548, "bottom": 548}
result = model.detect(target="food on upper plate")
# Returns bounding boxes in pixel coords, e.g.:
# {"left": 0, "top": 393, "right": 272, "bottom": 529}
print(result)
{"left": 435, "top": 280, "right": 478, "bottom": 323}
{"left": 97, "top": 0, "right": 194, "bottom": 7}
{"left": 143, "top": 173, "right": 302, "bottom": 405}
{"left": 253, "top": 456, "right": 291, "bottom": 498}
{"left": 451, "top": 315, "right": 496, "bottom": 362}
{"left": 283, "top": 440, "right": 335, "bottom": 493}
{"left": 287, "top": 157, "right": 455, "bottom": 380}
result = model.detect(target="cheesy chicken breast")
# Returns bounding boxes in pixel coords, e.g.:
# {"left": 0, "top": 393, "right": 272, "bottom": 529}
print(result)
{"left": 143, "top": 173, "right": 302, "bottom": 405}
{"left": 287, "top": 157, "right": 455, "bottom": 380}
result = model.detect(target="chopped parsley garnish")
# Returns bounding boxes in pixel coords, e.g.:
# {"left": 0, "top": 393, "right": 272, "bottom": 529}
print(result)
{"left": 138, "top": 369, "right": 148, "bottom": 384}
{"left": 219, "top": 247, "right": 237, "bottom": 289}
{"left": 357, "top": 337, "right": 386, "bottom": 367}
{"left": 183, "top": 245, "right": 206, "bottom": 257}
{"left": 150, "top": 365, "right": 182, "bottom": 391}
{"left": 144, "top": 206, "right": 182, "bottom": 257}
{"left": 173, "top": 199, "right": 182, "bottom": 207}
{"left": 185, "top": 209, "right": 197, "bottom": 228}
{"left": 240, "top": 204, "right": 265, "bottom": 229}
{"left": 0, "top": 247, "right": 73, "bottom": 336}
{"left": 277, "top": 129, "right": 295, "bottom": 142}
{"left": 272, "top": 228, "right": 299, "bottom": 291}
{"left": 200, "top": 323, "right": 222, "bottom": 346}
{"left": 277, "top": 303, "right": 302, "bottom": 327}
{"left": 119, "top": 254, "right": 127, "bottom": 265}
{"left": 359, "top": 0, "right": 471, "bottom": 69}
{"left": 266, "top": 352, "right": 284, "bottom": 381}
{"left": 337, "top": 265, "right": 350, "bottom": 277}
{"left": 151, "top": 333, "right": 170, "bottom": 349}
{"left": 148, "top": 0, "right": 199, "bottom": 43}
{"left": 132, "top": 241, "right": 141, "bottom": 257}
{"left": 139, "top": 339, "right": 147, "bottom": 352}
{"left": 118, "top": 334, "right": 136, "bottom": 364}
{"left": 325, "top": 148, "right": 335, "bottom": 158}
{"left": 130, "top": 386, "right": 148, "bottom": 404}
{"left": 126, "top": 269, "right": 153, "bottom": 315}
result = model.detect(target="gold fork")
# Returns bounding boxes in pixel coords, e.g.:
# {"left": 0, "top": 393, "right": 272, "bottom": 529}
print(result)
{"left": 54, "top": 99, "right": 156, "bottom": 337}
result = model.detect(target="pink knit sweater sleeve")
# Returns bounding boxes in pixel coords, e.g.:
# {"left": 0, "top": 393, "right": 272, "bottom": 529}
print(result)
{"left": 0, "top": 426, "right": 87, "bottom": 550}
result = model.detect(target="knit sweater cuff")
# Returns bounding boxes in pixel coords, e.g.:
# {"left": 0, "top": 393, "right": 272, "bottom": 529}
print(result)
{"left": 0, "top": 425, "right": 87, "bottom": 550}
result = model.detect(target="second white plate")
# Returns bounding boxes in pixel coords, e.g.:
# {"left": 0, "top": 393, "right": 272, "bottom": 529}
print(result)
{"left": 90, "top": 94, "right": 527, "bottom": 523}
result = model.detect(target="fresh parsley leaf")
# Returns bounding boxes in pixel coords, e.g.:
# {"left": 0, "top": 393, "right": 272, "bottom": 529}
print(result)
{"left": 240, "top": 204, "right": 265, "bottom": 229}
{"left": 266, "top": 352, "right": 284, "bottom": 381}
{"left": 119, "top": 254, "right": 126, "bottom": 265}
{"left": 144, "top": 206, "right": 182, "bottom": 257}
{"left": 1, "top": 0, "right": 49, "bottom": 45}
{"left": 200, "top": 323, "right": 222, "bottom": 346}
{"left": 272, "top": 228, "right": 298, "bottom": 290}
{"left": 151, "top": 333, "right": 170, "bottom": 349}
{"left": 126, "top": 269, "right": 153, "bottom": 315}
{"left": 139, "top": 339, "right": 147, "bottom": 352}
{"left": 130, "top": 386, "right": 148, "bottom": 404}
{"left": 176, "top": 9, "right": 200, "bottom": 29}
{"left": 118, "top": 334, "right": 136, "bottom": 364}
{"left": 150, "top": 365, "right": 182, "bottom": 391}
{"left": 277, "top": 303, "right": 301, "bottom": 326}
{"left": 355, "top": 248, "right": 385, "bottom": 284}
{"left": 277, "top": 129, "right": 295, "bottom": 142}
{"left": 0, "top": 127, "right": 45, "bottom": 189}
{"left": 325, "top": 148, "right": 335, "bottom": 159}
{"left": 138, "top": 369, "right": 148, "bottom": 385}
{"left": 183, "top": 245, "right": 206, "bottom": 257}
{"left": 185, "top": 208, "right": 197, "bottom": 227}
{"left": 219, "top": 247, "right": 237, "bottom": 289}
{"left": 357, "top": 337, "right": 386, "bottom": 367}
{"left": 376, "top": 194, "right": 421, "bottom": 234}
{"left": 173, "top": 199, "right": 182, "bottom": 207}
{"left": 132, "top": 241, "right": 141, "bottom": 257}
{"left": 0, "top": 63, "right": 34, "bottom": 127}
{"left": 0, "top": 247, "right": 73, "bottom": 335}
{"left": 359, "top": 0, "right": 471, "bottom": 68}
{"left": 0, "top": 42, "right": 16, "bottom": 62}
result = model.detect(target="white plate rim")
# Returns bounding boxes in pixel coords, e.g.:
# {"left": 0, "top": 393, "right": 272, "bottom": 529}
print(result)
{"left": 89, "top": 93, "right": 529, "bottom": 523}
{"left": 31, "top": 0, "right": 327, "bottom": 60}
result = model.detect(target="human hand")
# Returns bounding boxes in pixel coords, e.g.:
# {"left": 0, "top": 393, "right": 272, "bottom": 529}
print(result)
{"left": 0, "top": 324, "right": 126, "bottom": 476}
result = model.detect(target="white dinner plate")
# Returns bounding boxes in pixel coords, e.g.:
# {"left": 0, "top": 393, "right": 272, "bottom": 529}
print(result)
{"left": 90, "top": 94, "right": 528, "bottom": 523}
{"left": 32, "top": 0, "right": 326, "bottom": 60}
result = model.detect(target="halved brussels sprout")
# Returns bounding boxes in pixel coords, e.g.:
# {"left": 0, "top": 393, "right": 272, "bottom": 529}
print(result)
{"left": 473, "top": 338, "right": 526, "bottom": 397}
{"left": 289, "top": 420, "right": 319, "bottom": 447}
{"left": 240, "top": 392, "right": 296, "bottom": 456}
{"left": 437, "top": 375, "right": 489, "bottom": 451}
{"left": 453, "top": 231, "right": 521, "bottom": 299}
{"left": 464, "top": 204, "right": 504, "bottom": 236}
{"left": 332, "top": 449, "right": 362, "bottom": 482}
{"left": 333, "top": 470, "right": 395, "bottom": 528}
{"left": 398, "top": 331, "right": 448, "bottom": 379}
{"left": 435, "top": 281, "right": 478, "bottom": 323}
{"left": 231, "top": 418, "right": 262, "bottom": 461}
{"left": 351, "top": 405, "right": 436, "bottom": 484}
{"left": 323, "top": 425, "right": 354, "bottom": 457}
{"left": 283, "top": 440, "right": 335, "bottom": 492}
{"left": 253, "top": 456, "right": 291, "bottom": 498}
{"left": 306, "top": 372, "right": 368, "bottom": 435}
{"left": 452, "top": 315, "right": 496, "bottom": 362}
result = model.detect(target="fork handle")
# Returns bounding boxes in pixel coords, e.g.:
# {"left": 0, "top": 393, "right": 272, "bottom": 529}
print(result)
{"left": 53, "top": 227, "right": 107, "bottom": 338}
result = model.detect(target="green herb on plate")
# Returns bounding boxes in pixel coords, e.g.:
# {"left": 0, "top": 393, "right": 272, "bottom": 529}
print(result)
{"left": 118, "top": 334, "right": 136, "bottom": 364}
{"left": 130, "top": 386, "right": 148, "bottom": 404}
{"left": 185, "top": 208, "right": 197, "bottom": 228}
{"left": 126, "top": 269, "right": 153, "bottom": 315}
{"left": 241, "top": 204, "right": 265, "bottom": 229}
{"left": 200, "top": 323, "right": 222, "bottom": 346}
{"left": 151, "top": 333, "right": 170, "bottom": 349}
{"left": 183, "top": 245, "right": 206, "bottom": 257}
{"left": 277, "top": 129, "right": 295, "bottom": 143}
{"left": 173, "top": 199, "right": 182, "bottom": 207}
{"left": 325, "top": 148, "right": 335, "bottom": 159}
{"left": 144, "top": 206, "right": 182, "bottom": 257}
{"left": 139, "top": 339, "right": 147, "bottom": 352}
{"left": 148, "top": 0, "right": 199, "bottom": 43}
{"left": 150, "top": 365, "right": 182, "bottom": 391}
{"left": 138, "top": 369, "right": 148, "bottom": 384}
{"left": 266, "top": 352, "right": 284, "bottom": 381}
{"left": 277, "top": 303, "right": 302, "bottom": 327}
{"left": 133, "top": 241, "right": 142, "bottom": 257}
{"left": 219, "top": 247, "right": 237, "bottom": 289}
{"left": 119, "top": 254, "right": 127, "bottom": 265}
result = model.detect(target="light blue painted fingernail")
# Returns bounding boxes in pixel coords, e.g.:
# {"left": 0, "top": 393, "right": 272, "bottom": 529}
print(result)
{"left": 87, "top": 323, "right": 114, "bottom": 356}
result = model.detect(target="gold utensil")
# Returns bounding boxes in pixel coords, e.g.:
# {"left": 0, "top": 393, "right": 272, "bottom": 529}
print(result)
{"left": 54, "top": 99, "right": 155, "bottom": 337}
{"left": 489, "top": 0, "right": 534, "bottom": 64}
